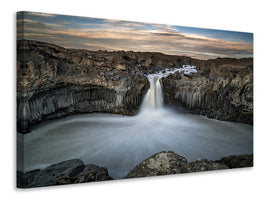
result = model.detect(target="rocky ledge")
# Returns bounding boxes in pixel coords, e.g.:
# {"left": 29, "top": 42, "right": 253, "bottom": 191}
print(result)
{"left": 125, "top": 151, "right": 253, "bottom": 179}
{"left": 17, "top": 159, "right": 112, "bottom": 188}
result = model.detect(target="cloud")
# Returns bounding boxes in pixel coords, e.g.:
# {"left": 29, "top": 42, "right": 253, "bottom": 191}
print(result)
{"left": 27, "top": 12, "right": 55, "bottom": 17}
{"left": 17, "top": 14, "right": 253, "bottom": 59}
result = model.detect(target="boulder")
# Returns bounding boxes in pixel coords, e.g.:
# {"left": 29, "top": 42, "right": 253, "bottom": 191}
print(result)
{"left": 17, "top": 169, "right": 40, "bottom": 188}
{"left": 215, "top": 154, "right": 253, "bottom": 168}
{"left": 125, "top": 151, "right": 228, "bottom": 178}
{"left": 17, "top": 159, "right": 113, "bottom": 188}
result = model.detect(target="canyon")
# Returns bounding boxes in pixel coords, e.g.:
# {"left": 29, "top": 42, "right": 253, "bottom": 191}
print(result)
{"left": 17, "top": 39, "right": 253, "bottom": 133}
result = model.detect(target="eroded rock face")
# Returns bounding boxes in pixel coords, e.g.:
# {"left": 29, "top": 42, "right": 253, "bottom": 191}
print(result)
{"left": 17, "top": 40, "right": 200, "bottom": 132}
{"left": 163, "top": 59, "right": 253, "bottom": 124}
{"left": 17, "top": 39, "right": 253, "bottom": 132}
{"left": 17, "top": 159, "right": 113, "bottom": 188}
{"left": 17, "top": 40, "right": 150, "bottom": 132}
{"left": 125, "top": 151, "right": 228, "bottom": 178}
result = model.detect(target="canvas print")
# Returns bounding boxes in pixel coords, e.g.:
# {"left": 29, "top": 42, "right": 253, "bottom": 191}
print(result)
{"left": 17, "top": 11, "right": 253, "bottom": 188}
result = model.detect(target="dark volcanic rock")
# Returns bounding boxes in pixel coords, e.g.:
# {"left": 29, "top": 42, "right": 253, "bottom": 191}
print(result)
{"left": 17, "top": 169, "right": 40, "bottom": 188}
{"left": 17, "top": 39, "right": 253, "bottom": 132}
{"left": 215, "top": 154, "right": 253, "bottom": 168}
{"left": 125, "top": 151, "right": 228, "bottom": 178}
{"left": 17, "top": 40, "right": 153, "bottom": 132}
{"left": 17, "top": 159, "right": 113, "bottom": 188}
{"left": 163, "top": 60, "right": 253, "bottom": 125}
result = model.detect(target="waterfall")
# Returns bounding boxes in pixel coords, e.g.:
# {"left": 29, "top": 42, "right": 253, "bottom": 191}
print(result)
{"left": 139, "top": 65, "right": 197, "bottom": 113}
{"left": 141, "top": 74, "right": 164, "bottom": 110}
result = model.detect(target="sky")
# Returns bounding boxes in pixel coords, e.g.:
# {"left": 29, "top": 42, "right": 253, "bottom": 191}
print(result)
{"left": 17, "top": 11, "right": 253, "bottom": 60}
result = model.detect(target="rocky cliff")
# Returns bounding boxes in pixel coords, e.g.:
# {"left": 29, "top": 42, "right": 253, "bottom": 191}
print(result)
{"left": 163, "top": 58, "right": 253, "bottom": 124}
{"left": 17, "top": 40, "right": 150, "bottom": 132}
{"left": 17, "top": 40, "right": 253, "bottom": 132}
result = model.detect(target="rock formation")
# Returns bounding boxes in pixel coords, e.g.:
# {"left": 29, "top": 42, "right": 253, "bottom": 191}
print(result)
{"left": 215, "top": 154, "right": 253, "bottom": 168}
{"left": 163, "top": 58, "right": 253, "bottom": 124}
{"left": 17, "top": 40, "right": 148, "bottom": 132}
{"left": 17, "top": 159, "right": 112, "bottom": 188}
{"left": 125, "top": 151, "right": 229, "bottom": 178}
{"left": 125, "top": 151, "right": 253, "bottom": 179}
{"left": 17, "top": 39, "right": 253, "bottom": 132}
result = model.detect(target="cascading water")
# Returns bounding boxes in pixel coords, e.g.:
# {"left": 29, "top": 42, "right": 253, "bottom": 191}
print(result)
{"left": 18, "top": 64, "right": 252, "bottom": 179}
{"left": 140, "top": 65, "right": 197, "bottom": 113}
{"left": 141, "top": 75, "right": 164, "bottom": 110}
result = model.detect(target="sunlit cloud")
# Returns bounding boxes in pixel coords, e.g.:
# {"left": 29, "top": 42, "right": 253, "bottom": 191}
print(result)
{"left": 17, "top": 11, "right": 253, "bottom": 60}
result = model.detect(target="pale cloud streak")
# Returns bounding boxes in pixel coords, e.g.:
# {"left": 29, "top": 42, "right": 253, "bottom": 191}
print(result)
{"left": 27, "top": 12, "right": 55, "bottom": 17}
{"left": 17, "top": 11, "right": 253, "bottom": 60}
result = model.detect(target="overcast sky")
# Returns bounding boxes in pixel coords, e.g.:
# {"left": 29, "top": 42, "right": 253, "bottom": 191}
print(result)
{"left": 17, "top": 11, "right": 253, "bottom": 60}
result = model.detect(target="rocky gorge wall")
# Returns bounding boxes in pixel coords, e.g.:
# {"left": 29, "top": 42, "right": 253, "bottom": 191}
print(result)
{"left": 17, "top": 40, "right": 150, "bottom": 132}
{"left": 17, "top": 39, "right": 253, "bottom": 132}
{"left": 163, "top": 58, "right": 253, "bottom": 124}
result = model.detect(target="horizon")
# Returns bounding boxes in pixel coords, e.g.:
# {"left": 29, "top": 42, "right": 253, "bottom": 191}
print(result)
{"left": 17, "top": 11, "right": 253, "bottom": 60}
{"left": 18, "top": 39, "right": 254, "bottom": 61}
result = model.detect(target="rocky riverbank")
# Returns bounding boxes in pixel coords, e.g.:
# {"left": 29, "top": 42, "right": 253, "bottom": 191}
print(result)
{"left": 17, "top": 152, "right": 253, "bottom": 188}
{"left": 17, "top": 39, "right": 253, "bottom": 132}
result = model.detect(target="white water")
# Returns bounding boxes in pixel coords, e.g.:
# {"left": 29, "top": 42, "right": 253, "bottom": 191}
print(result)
{"left": 17, "top": 66, "right": 253, "bottom": 179}
{"left": 140, "top": 66, "right": 197, "bottom": 112}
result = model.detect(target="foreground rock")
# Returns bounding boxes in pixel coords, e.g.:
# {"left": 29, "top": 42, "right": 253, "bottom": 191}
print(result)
{"left": 17, "top": 159, "right": 113, "bottom": 188}
{"left": 215, "top": 154, "right": 253, "bottom": 168}
{"left": 125, "top": 151, "right": 229, "bottom": 178}
{"left": 17, "top": 153, "right": 253, "bottom": 188}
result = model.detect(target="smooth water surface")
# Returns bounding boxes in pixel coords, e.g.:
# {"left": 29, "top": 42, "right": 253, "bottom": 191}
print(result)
{"left": 18, "top": 110, "right": 253, "bottom": 179}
